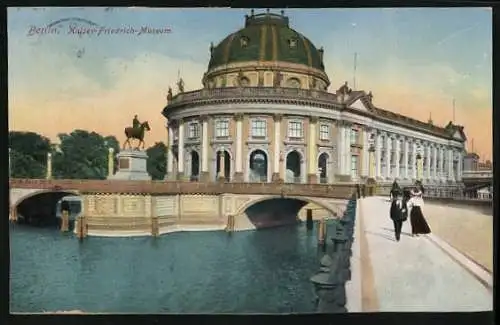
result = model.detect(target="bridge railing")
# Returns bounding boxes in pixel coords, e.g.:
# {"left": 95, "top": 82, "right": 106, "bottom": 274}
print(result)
{"left": 373, "top": 182, "right": 492, "bottom": 203}
{"left": 9, "top": 179, "right": 358, "bottom": 200}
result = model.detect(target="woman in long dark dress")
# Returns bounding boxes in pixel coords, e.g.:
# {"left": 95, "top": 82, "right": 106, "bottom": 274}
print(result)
{"left": 409, "top": 183, "right": 431, "bottom": 236}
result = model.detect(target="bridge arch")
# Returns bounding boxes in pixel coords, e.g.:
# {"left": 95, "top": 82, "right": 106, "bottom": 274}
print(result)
{"left": 12, "top": 189, "right": 80, "bottom": 227}
{"left": 235, "top": 195, "right": 343, "bottom": 220}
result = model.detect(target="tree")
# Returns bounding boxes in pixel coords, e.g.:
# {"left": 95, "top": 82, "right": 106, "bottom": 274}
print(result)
{"left": 146, "top": 142, "right": 167, "bottom": 180}
{"left": 9, "top": 131, "right": 52, "bottom": 178}
{"left": 52, "top": 130, "right": 120, "bottom": 179}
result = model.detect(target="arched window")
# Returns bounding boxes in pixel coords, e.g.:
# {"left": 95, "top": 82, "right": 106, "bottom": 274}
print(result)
{"left": 286, "top": 78, "right": 301, "bottom": 88}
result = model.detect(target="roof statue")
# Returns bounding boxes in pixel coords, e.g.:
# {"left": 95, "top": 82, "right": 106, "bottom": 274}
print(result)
{"left": 177, "top": 78, "right": 185, "bottom": 93}
{"left": 167, "top": 87, "right": 173, "bottom": 102}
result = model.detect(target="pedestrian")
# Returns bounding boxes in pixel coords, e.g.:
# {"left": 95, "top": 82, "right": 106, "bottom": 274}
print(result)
{"left": 408, "top": 181, "right": 431, "bottom": 237}
{"left": 389, "top": 189, "right": 407, "bottom": 241}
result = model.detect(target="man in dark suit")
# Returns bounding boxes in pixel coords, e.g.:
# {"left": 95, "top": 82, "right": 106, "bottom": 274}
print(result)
{"left": 389, "top": 189, "right": 407, "bottom": 241}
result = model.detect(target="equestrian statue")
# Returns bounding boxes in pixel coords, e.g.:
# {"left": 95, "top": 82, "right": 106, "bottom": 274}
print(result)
{"left": 123, "top": 114, "right": 151, "bottom": 150}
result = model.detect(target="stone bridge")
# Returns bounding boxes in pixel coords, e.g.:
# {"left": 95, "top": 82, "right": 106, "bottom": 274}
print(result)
{"left": 9, "top": 179, "right": 357, "bottom": 236}
{"left": 462, "top": 170, "right": 493, "bottom": 191}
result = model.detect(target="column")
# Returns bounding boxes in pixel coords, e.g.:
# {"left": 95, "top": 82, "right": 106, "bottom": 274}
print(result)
{"left": 425, "top": 144, "right": 431, "bottom": 181}
{"left": 46, "top": 152, "right": 52, "bottom": 180}
{"left": 234, "top": 114, "right": 244, "bottom": 182}
{"left": 166, "top": 123, "right": 174, "bottom": 180}
{"left": 375, "top": 132, "right": 382, "bottom": 178}
{"left": 307, "top": 116, "right": 318, "bottom": 183}
{"left": 272, "top": 114, "right": 282, "bottom": 182}
{"left": 457, "top": 151, "right": 463, "bottom": 181}
{"left": 431, "top": 146, "right": 437, "bottom": 181}
{"left": 345, "top": 126, "right": 352, "bottom": 177}
{"left": 394, "top": 137, "right": 400, "bottom": 179}
{"left": 200, "top": 116, "right": 209, "bottom": 182}
{"left": 412, "top": 141, "right": 417, "bottom": 179}
{"left": 177, "top": 120, "right": 185, "bottom": 180}
{"left": 385, "top": 135, "right": 391, "bottom": 179}
{"left": 218, "top": 150, "right": 225, "bottom": 180}
{"left": 337, "top": 123, "right": 345, "bottom": 175}
{"left": 403, "top": 138, "right": 409, "bottom": 179}
{"left": 108, "top": 148, "right": 114, "bottom": 177}
{"left": 361, "top": 129, "right": 369, "bottom": 177}
{"left": 447, "top": 148, "right": 454, "bottom": 181}
{"left": 416, "top": 142, "right": 423, "bottom": 181}
{"left": 438, "top": 146, "right": 444, "bottom": 181}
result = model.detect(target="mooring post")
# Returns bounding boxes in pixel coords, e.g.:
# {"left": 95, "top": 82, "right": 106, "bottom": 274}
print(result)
{"left": 318, "top": 218, "right": 326, "bottom": 249}
{"left": 226, "top": 214, "right": 234, "bottom": 233}
{"left": 61, "top": 210, "right": 69, "bottom": 232}
{"left": 306, "top": 209, "right": 313, "bottom": 230}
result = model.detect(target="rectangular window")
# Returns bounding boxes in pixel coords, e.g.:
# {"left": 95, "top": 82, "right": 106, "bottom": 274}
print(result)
{"left": 381, "top": 136, "right": 386, "bottom": 150}
{"left": 381, "top": 150, "right": 386, "bottom": 164}
{"left": 350, "top": 129, "right": 359, "bottom": 145}
{"left": 187, "top": 122, "right": 200, "bottom": 139}
{"left": 351, "top": 155, "right": 358, "bottom": 177}
{"left": 319, "top": 124, "right": 329, "bottom": 140}
{"left": 287, "top": 121, "right": 303, "bottom": 138}
{"left": 251, "top": 119, "right": 267, "bottom": 138}
{"left": 214, "top": 119, "right": 229, "bottom": 138}
{"left": 399, "top": 153, "right": 404, "bottom": 165}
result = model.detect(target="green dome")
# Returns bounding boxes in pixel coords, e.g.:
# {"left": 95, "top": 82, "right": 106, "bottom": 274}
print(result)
{"left": 207, "top": 12, "right": 325, "bottom": 71}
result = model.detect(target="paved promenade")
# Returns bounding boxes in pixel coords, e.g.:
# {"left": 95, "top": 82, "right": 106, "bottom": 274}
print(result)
{"left": 358, "top": 196, "right": 492, "bottom": 312}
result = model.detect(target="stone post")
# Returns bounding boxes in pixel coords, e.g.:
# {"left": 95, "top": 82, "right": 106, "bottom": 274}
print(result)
{"left": 108, "top": 147, "right": 115, "bottom": 177}
{"left": 233, "top": 113, "right": 244, "bottom": 182}
{"left": 46, "top": 152, "right": 53, "bottom": 180}
{"left": 307, "top": 116, "right": 318, "bottom": 183}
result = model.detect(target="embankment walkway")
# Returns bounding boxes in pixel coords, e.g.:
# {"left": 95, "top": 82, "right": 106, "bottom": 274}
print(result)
{"left": 358, "top": 196, "right": 492, "bottom": 312}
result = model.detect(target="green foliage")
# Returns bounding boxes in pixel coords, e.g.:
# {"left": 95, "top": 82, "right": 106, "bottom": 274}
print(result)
{"left": 9, "top": 129, "right": 167, "bottom": 180}
{"left": 146, "top": 142, "right": 167, "bottom": 180}
{"left": 9, "top": 131, "right": 51, "bottom": 178}
{"left": 52, "top": 130, "right": 120, "bottom": 179}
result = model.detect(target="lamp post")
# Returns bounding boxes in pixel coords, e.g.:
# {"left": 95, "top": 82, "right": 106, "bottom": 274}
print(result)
{"left": 46, "top": 152, "right": 52, "bottom": 180}
{"left": 8, "top": 148, "right": 11, "bottom": 178}
{"left": 108, "top": 147, "right": 115, "bottom": 177}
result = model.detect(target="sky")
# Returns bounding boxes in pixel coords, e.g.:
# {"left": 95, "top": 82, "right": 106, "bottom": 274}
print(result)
{"left": 7, "top": 7, "right": 493, "bottom": 160}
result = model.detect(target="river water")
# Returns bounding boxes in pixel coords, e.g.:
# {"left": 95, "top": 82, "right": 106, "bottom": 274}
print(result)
{"left": 10, "top": 222, "right": 322, "bottom": 314}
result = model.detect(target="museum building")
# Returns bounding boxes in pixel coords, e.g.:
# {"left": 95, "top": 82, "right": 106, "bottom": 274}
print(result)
{"left": 162, "top": 10, "right": 467, "bottom": 184}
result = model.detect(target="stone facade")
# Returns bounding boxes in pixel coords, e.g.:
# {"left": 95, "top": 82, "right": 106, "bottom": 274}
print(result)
{"left": 162, "top": 13, "right": 467, "bottom": 186}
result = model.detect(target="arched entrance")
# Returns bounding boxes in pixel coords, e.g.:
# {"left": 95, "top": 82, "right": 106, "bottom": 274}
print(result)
{"left": 249, "top": 149, "right": 268, "bottom": 182}
{"left": 216, "top": 150, "right": 231, "bottom": 181}
{"left": 318, "top": 152, "right": 328, "bottom": 183}
{"left": 286, "top": 150, "right": 302, "bottom": 183}
{"left": 190, "top": 151, "right": 200, "bottom": 181}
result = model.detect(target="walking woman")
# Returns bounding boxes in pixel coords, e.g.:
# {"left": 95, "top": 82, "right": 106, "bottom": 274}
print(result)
{"left": 408, "top": 181, "right": 431, "bottom": 236}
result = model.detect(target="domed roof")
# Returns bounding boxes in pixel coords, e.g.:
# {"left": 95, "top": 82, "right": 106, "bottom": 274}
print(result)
{"left": 207, "top": 11, "right": 325, "bottom": 72}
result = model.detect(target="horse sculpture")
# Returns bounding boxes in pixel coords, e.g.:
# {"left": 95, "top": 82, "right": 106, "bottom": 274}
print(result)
{"left": 123, "top": 121, "right": 151, "bottom": 150}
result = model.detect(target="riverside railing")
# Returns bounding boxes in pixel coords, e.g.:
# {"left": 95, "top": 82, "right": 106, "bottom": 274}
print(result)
{"left": 310, "top": 194, "right": 357, "bottom": 313}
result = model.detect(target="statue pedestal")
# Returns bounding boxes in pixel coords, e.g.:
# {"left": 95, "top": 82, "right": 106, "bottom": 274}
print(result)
{"left": 108, "top": 150, "right": 151, "bottom": 181}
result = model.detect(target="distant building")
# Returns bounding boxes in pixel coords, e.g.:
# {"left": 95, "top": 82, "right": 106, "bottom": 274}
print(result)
{"left": 162, "top": 10, "right": 467, "bottom": 184}
{"left": 463, "top": 153, "right": 479, "bottom": 171}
